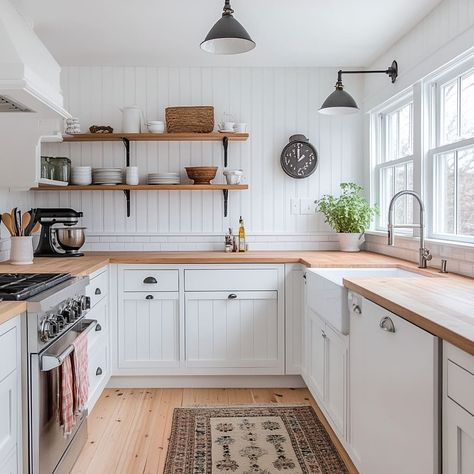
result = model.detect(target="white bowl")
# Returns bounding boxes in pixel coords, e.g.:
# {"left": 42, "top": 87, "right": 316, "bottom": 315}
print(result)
{"left": 223, "top": 169, "right": 244, "bottom": 185}
{"left": 147, "top": 121, "right": 165, "bottom": 133}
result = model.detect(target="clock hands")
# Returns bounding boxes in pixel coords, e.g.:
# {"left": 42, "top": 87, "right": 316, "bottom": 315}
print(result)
{"left": 298, "top": 154, "right": 306, "bottom": 162}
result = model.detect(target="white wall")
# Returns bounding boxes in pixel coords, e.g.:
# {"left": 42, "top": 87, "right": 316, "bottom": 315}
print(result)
{"left": 38, "top": 66, "right": 364, "bottom": 251}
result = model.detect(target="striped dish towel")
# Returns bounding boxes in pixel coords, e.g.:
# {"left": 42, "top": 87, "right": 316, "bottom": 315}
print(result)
{"left": 59, "top": 355, "right": 75, "bottom": 437}
{"left": 72, "top": 329, "right": 89, "bottom": 414}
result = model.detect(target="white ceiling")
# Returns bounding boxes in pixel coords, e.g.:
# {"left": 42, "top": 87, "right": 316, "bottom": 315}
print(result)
{"left": 12, "top": 0, "right": 442, "bottom": 67}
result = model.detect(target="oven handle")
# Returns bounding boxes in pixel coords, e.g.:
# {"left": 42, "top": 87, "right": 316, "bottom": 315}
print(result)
{"left": 40, "top": 319, "right": 97, "bottom": 372}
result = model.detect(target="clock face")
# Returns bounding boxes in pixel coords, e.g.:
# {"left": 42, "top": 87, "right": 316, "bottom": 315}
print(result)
{"left": 280, "top": 140, "right": 318, "bottom": 179}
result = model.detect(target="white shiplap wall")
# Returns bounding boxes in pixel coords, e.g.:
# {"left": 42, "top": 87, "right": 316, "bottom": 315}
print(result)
{"left": 38, "top": 67, "right": 363, "bottom": 250}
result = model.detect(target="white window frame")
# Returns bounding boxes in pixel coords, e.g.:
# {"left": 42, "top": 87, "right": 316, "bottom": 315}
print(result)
{"left": 425, "top": 54, "right": 474, "bottom": 244}
{"left": 370, "top": 91, "right": 415, "bottom": 232}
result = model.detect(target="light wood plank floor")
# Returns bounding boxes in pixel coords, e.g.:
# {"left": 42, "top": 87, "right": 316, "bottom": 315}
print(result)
{"left": 71, "top": 388, "right": 357, "bottom": 474}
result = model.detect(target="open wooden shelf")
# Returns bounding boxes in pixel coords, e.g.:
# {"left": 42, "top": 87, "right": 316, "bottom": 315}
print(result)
{"left": 32, "top": 184, "right": 248, "bottom": 191}
{"left": 62, "top": 132, "right": 249, "bottom": 142}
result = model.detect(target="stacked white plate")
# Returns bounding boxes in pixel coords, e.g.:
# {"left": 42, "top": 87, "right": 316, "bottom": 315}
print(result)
{"left": 92, "top": 167, "right": 123, "bottom": 185}
{"left": 147, "top": 172, "right": 180, "bottom": 185}
{"left": 71, "top": 166, "right": 92, "bottom": 185}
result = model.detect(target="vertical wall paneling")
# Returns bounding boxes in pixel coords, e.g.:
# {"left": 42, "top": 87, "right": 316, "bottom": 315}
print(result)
{"left": 37, "top": 66, "right": 364, "bottom": 248}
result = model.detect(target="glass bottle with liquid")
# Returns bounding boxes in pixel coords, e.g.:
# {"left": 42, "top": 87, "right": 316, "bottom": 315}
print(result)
{"left": 239, "top": 216, "right": 246, "bottom": 252}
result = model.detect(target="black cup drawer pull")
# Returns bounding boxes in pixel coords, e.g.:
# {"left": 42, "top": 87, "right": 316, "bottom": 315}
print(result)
{"left": 96, "top": 367, "right": 103, "bottom": 376}
{"left": 143, "top": 276, "right": 158, "bottom": 284}
{"left": 146, "top": 295, "right": 154, "bottom": 300}
{"left": 228, "top": 294, "right": 238, "bottom": 299}
{"left": 95, "top": 288, "right": 102, "bottom": 295}
{"left": 95, "top": 323, "right": 102, "bottom": 332}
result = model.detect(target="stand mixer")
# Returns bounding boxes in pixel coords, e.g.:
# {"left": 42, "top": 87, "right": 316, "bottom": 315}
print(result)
{"left": 32, "top": 208, "right": 86, "bottom": 257}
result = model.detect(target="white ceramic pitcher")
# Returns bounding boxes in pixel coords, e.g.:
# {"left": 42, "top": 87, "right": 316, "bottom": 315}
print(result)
{"left": 120, "top": 105, "right": 144, "bottom": 133}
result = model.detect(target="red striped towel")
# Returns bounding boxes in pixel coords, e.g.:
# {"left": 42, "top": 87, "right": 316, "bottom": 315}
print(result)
{"left": 72, "top": 329, "right": 89, "bottom": 414}
{"left": 58, "top": 355, "right": 75, "bottom": 437}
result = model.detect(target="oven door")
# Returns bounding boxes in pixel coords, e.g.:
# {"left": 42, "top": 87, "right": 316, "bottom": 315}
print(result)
{"left": 29, "top": 319, "right": 96, "bottom": 474}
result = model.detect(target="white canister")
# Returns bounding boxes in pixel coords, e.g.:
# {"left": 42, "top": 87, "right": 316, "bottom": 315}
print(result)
{"left": 125, "top": 166, "right": 139, "bottom": 185}
{"left": 10, "top": 236, "right": 34, "bottom": 265}
{"left": 120, "top": 106, "right": 143, "bottom": 133}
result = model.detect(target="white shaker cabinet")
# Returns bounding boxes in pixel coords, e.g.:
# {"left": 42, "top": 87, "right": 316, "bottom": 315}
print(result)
{"left": 443, "top": 342, "right": 474, "bottom": 474}
{"left": 304, "top": 307, "right": 348, "bottom": 439}
{"left": 118, "top": 292, "right": 180, "bottom": 370}
{"left": 0, "top": 316, "right": 22, "bottom": 474}
{"left": 349, "top": 293, "right": 439, "bottom": 474}
{"left": 185, "top": 291, "right": 282, "bottom": 372}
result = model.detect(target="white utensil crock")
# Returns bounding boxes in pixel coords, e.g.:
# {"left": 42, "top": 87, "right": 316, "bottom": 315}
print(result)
{"left": 121, "top": 106, "right": 144, "bottom": 133}
{"left": 338, "top": 233, "right": 365, "bottom": 252}
{"left": 10, "top": 236, "right": 34, "bottom": 265}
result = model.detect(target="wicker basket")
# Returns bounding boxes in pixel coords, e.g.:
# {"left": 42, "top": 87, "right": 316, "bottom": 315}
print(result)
{"left": 165, "top": 106, "right": 214, "bottom": 133}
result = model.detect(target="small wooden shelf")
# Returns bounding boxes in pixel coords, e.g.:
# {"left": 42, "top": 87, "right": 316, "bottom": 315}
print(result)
{"left": 62, "top": 132, "right": 249, "bottom": 142}
{"left": 33, "top": 184, "right": 248, "bottom": 191}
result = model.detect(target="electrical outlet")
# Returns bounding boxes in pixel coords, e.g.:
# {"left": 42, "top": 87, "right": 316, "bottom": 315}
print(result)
{"left": 290, "top": 198, "right": 300, "bottom": 215}
{"left": 300, "top": 198, "right": 315, "bottom": 215}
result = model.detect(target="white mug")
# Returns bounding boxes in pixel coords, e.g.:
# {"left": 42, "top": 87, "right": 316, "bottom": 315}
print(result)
{"left": 125, "top": 166, "right": 139, "bottom": 185}
{"left": 234, "top": 123, "right": 247, "bottom": 133}
{"left": 219, "top": 121, "right": 235, "bottom": 131}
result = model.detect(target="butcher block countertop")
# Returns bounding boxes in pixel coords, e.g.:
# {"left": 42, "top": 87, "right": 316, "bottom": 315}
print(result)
{"left": 0, "top": 250, "right": 473, "bottom": 355}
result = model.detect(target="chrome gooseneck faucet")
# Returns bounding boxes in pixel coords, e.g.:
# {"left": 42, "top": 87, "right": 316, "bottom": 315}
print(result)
{"left": 387, "top": 190, "right": 432, "bottom": 268}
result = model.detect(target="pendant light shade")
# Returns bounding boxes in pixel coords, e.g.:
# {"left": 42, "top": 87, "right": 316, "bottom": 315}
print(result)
{"left": 201, "top": 0, "right": 255, "bottom": 55}
{"left": 319, "top": 83, "right": 359, "bottom": 115}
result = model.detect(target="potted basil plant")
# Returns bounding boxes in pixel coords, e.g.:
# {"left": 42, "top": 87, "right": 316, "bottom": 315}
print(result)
{"left": 315, "top": 182, "right": 378, "bottom": 252}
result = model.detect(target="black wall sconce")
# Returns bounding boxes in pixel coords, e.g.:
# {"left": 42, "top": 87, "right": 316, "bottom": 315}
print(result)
{"left": 319, "top": 60, "right": 399, "bottom": 115}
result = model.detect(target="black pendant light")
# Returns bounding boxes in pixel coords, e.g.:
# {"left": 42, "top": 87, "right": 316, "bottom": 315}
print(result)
{"left": 201, "top": 0, "right": 255, "bottom": 55}
{"left": 319, "top": 61, "right": 399, "bottom": 115}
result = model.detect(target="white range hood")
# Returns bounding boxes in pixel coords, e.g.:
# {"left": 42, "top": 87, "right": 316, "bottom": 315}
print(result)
{"left": 0, "top": 0, "right": 69, "bottom": 190}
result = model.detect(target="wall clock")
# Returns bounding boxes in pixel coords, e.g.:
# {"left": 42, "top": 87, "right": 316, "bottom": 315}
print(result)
{"left": 280, "top": 134, "right": 318, "bottom": 179}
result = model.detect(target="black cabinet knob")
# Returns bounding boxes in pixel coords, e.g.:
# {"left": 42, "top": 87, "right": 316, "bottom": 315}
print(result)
{"left": 95, "top": 323, "right": 102, "bottom": 332}
{"left": 143, "top": 276, "right": 158, "bottom": 284}
{"left": 96, "top": 367, "right": 103, "bottom": 376}
{"left": 228, "top": 293, "right": 237, "bottom": 299}
{"left": 146, "top": 295, "right": 154, "bottom": 300}
{"left": 95, "top": 288, "right": 102, "bottom": 295}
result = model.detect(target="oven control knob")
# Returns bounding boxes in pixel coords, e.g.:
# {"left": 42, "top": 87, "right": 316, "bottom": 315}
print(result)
{"left": 40, "top": 319, "right": 51, "bottom": 342}
{"left": 55, "top": 314, "right": 65, "bottom": 331}
{"left": 48, "top": 318, "right": 58, "bottom": 336}
{"left": 80, "top": 295, "right": 90, "bottom": 311}
{"left": 61, "top": 308, "right": 74, "bottom": 324}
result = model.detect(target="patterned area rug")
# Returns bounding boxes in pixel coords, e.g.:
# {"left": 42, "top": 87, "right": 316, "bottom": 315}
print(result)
{"left": 164, "top": 405, "right": 349, "bottom": 473}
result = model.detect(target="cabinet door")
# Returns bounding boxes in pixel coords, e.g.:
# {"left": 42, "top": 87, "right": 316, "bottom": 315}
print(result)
{"left": 350, "top": 297, "right": 438, "bottom": 474}
{"left": 118, "top": 292, "right": 179, "bottom": 369}
{"left": 445, "top": 399, "right": 474, "bottom": 474}
{"left": 185, "top": 291, "right": 281, "bottom": 369}
{"left": 305, "top": 307, "right": 325, "bottom": 404}
{"left": 325, "top": 323, "right": 347, "bottom": 438}
{"left": 0, "top": 372, "right": 18, "bottom": 472}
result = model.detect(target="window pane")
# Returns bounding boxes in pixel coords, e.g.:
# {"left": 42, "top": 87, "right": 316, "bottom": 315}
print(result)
{"left": 434, "top": 152, "right": 455, "bottom": 235}
{"left": 387, "top": 111, "right": 399, "bottom": 162}
{"left": 394, "top": 164, "right": 407, "bottom": 224}
{"left": 461, "top": 71, "right": 474, "bottom": 139}
{"left": 441, "top": 79, "right": 459, "bottom": 145}
{"left": 457, "top": 147, "right": 474, "bottom": 236}
{"left": 379, "top": 167, "right": 393, "bottom": 228}
{"left": 398, "top": 104, "right": 413, "bottom": 157}
{"left": 406, "top": 162, "right": 414, "bottom": 224}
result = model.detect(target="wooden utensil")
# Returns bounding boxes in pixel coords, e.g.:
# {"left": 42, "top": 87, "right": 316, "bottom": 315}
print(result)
{"left": 21, "top": 212, "right": 31, "bottom": 236}
{"left": 1, "top": 213, "right": 16, "bottom": 236}
{"left": 31, "top": 222, "right": 41, "bottom": 234}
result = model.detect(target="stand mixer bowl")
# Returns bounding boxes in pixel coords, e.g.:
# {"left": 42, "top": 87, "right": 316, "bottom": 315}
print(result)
{"left": 55, "top": 227, "right": 86, "bottom": 252}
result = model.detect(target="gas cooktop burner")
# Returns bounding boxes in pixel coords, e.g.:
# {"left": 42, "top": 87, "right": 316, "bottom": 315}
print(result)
{"left": 0, "top": 273, "right": 72, "bottom": 300}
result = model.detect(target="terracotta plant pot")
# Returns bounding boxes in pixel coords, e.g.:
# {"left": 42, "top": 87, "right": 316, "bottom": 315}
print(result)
{"left": 185, "top": 166, "right": 218, "bottom": 185}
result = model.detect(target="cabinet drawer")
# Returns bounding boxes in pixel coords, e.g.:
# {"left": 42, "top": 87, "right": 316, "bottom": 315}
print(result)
{"left": 123, "top": 270, "right": 179, "bottom": 292}
{"left": 0, "top": 325, "right": 18, "bottom": 383}
{"left": 87, "top": 299, "right": 108, "bottom": 353}
{"left": 0, "top": 446, "right": 18, "bottom": 474}
{"left": 88, "top": 343, "right": 108, "bottom": 398}
{"left": 0, "top": 371, "right": 18, "bottom": 465}
{"left": 185, "top": 269, "right": 278, "bottom": 291}
{"left": 86, "top": 269, "right": 108, "bottom": 308}
{"left": 447, "top": 360, "right": 474, "bottom": 415}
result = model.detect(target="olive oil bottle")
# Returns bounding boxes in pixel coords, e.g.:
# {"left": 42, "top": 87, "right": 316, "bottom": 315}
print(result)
{"left": 238, "top": 216, "right": 246, "bottom": 252}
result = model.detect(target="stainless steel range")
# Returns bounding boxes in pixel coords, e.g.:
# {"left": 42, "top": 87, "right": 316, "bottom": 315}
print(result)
{"left": 0, "top": 273, "right": 95, "bottom": 474}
